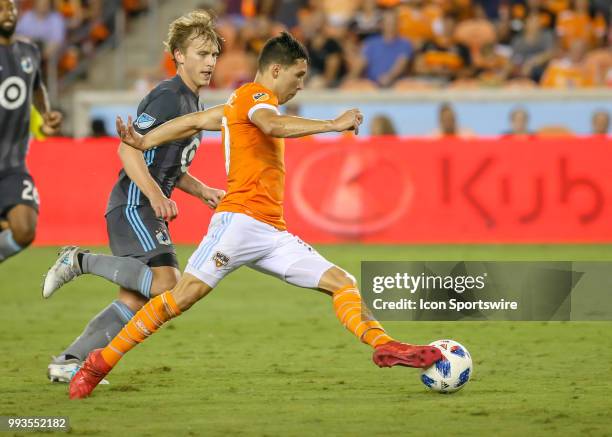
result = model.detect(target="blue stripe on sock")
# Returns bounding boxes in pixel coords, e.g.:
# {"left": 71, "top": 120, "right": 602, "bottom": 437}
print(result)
{"left": 112, "top": 300, "right": 135, "bottom": 324}
{"left": 6, "top": 231, "right": 23, "bottom": 252}
{"left": 191, "top": 213, "right": 227, "bottom": 268}
{"left": 139, "top": 268, "right": 153, "bottom": 298}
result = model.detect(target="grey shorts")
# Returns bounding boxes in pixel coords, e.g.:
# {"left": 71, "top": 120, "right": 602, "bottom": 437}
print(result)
{"left": 0, "top": 170, "right": 39, "bottom": 218}
{"left": 105, "top": 205, "right": 178, "bottom": 268}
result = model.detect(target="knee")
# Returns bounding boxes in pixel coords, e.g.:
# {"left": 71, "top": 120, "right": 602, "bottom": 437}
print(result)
{"left": 149, "top": 268, "right": 180, "bottom": 295}
{"left": 118, "top": 289, "right": 147, "bottom": 313}
{"left": 172, "top": 274, "right": 213, "bottom": 311}
{"left": 318, "top": 266, "right": 357, "bottom": 294}
{"left": 10, "top": 222, "right": 36, "bottom": 247}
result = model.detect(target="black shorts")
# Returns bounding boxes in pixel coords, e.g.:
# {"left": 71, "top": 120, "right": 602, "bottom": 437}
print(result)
{"left": 0, "top": 170, "right": 40, "bottom": 218}
{"left": 106, "top": 205, "right": 178, "bottom": 268}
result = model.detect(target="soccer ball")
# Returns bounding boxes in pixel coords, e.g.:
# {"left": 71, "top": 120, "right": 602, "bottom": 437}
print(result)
{"left": 420, "top": 339, "right": 472, "bottom": 394}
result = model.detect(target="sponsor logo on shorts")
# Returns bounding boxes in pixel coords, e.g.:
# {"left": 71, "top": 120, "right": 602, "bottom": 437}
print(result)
{"left": 252, "top": 92, "right": 269, "bottom": 102}
{"left": 155, "top": 229, "right": 172, "bottom": 246}
{"left": 212, "top": 251, "right": 230, "bottom": 268}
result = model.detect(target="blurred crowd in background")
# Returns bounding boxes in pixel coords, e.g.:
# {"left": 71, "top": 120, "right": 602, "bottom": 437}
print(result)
{"left": 15, "top": 0, "right": 147, "bottom": 76}
{"left": 187, "top": 0, "right": 612, "bottom": 90}
{"left": 11, "top": 0, "right": 611, "bottom": 137}
{"left": 14, "top": 0, "right": 612, "bottom": 90}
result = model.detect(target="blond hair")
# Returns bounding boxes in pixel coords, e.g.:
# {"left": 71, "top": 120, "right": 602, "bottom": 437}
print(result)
{"left": 164, "top": 10, "right": 221, "bottom": 64}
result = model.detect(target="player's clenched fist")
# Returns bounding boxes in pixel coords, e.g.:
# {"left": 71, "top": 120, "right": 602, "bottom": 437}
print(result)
{"left": 41, "top": 111, "right": 63, "bottom": 136}
{"left": 202, "top": 187, "right": 225, "bottom": 209}
{"left": 150, "top": 193, "right": 178, "bottom": 221}
{"left": 331, "top": 109, "right": 363, "bottom": 135}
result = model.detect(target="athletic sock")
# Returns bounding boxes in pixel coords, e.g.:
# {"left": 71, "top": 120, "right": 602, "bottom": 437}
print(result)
{"left": 60, "top": 300, "right": 135, "bottom": 361}
{"left": 101, "top": 291, "right": 181, "bottom": 367}
{"left": 332, "top": 285, "right": 393, "bottom": 348}
{"left": 0, "top": 229, "right": 23, "bottom": 262}
{"left": 81, "top": 253, "right": 153, "bottom": 298}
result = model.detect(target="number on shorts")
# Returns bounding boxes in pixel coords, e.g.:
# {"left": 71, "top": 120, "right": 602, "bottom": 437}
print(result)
{"left": 21, "top": 180, "right": 40, "bottom": 204}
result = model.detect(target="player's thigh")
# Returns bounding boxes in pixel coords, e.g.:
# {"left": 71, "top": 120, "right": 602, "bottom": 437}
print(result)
{"left": 0, "top": 171, "right": 40, "bottom": 219}
{"left": 0, "top": 171, "right": 39, "bottom": 243}
{"left": 317, "top": 265, "right": 357, "bottom": 294}
{"left": 185, "top": 212, "right": 277, "bottom": 288}
{"left": 248, "top": 232, "right": 335, "bottom": 293}
{"left": 106, "top": 205, "right": 179, "bottom": 269}
{"left": 6, "top": 204, "right": 38, "bottom": 245}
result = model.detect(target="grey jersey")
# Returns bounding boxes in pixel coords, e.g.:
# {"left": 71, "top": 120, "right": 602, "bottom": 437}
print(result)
{"left": 0, "top": 39, "right": 42, "bottom": 173}
{"left": 106, "top": 75, "right": 204, "bottom": 214}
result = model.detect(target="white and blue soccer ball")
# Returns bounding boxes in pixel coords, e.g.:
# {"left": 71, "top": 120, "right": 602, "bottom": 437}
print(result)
{"left": 420, "top": 339, "right": 472, "bottom": 394}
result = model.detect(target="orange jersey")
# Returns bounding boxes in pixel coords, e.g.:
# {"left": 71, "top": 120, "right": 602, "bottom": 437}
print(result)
{"left": 216, "top": 83, "right": 287, "bottom": 230}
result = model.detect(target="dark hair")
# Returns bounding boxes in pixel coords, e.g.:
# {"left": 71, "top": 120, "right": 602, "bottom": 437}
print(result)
{"left": 257, "top": 31, "right": 309, "bottom": 71}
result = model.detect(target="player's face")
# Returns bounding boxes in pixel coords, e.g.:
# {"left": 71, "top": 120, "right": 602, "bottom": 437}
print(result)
{"left": 0, "top": 0, "right": 17, "bottom": 40}
{"left": 178, "top": 36, "right": 219, "bottom": 90}
{"left": 276, "top": 59, "right": 307, "bottom": 105}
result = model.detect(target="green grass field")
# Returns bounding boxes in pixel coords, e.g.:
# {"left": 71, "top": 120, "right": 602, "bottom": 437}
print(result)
{"left": 1, "top": 245, "right": 612, "bottom": 436}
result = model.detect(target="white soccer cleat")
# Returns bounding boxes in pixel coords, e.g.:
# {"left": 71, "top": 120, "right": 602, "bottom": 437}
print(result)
{"left": 42, "top": 246, "right": 89, "bottom": 299}
{"left": 47, "top": 357, "right": 109, "bottom": 384}
{"left": 47, "top": 357, "right": 80, "bottom": 383}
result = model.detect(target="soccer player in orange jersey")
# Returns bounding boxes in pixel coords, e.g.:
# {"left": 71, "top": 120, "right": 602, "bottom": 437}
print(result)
{"left": 69, "top": 32, "right": 442, "bottom": 399}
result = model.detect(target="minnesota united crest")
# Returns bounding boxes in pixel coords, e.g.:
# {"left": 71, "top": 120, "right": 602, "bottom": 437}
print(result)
{"left": 155, "top": 229, "right": 172, "bottom": 246}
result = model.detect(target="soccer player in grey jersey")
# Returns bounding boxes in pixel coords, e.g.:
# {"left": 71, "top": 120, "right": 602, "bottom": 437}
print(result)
{"left": 0, "top": 0, "right": 62, "bottom": 263}
{"left": 42, "top": 10, "right": 225, "bottom": 382}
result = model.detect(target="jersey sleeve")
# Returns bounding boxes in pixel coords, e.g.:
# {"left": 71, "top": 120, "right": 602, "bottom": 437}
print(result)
{"left": 133, "top": 89, "right": 181, "bottom": 135}
{"left": 29, "top": 43, "right": 43, "bottom": 90}
{"left": 238, "top": 86, "right": 280, "bottom": 123}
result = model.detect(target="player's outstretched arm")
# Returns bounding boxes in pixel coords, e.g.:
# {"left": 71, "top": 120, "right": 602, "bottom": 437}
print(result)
{"left": 250, "top": 108, "right": 363, "bottom": 138}
{"left": 116, "top": 105, "right": 224, "bottom": 151}
{"left": 176, "top": 172, "right": 226, "bottom": 209}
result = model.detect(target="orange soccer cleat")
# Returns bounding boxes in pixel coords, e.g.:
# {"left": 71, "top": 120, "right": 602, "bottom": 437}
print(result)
{"left": 373, "top": 341, "right": 442, "bottom": 368}
{"left": 69, "top": 349, "right": 112, "bottom": 399}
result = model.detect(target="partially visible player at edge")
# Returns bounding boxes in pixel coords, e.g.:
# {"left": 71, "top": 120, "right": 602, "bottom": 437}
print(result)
{"left": 70, "top": 31, "right": 442, "bottom": 399}
{"left": 41, "top": 10, "right": 225, "bottom": 382}
{"left": 0, "top": 0, "right": 62, "bottom": 264}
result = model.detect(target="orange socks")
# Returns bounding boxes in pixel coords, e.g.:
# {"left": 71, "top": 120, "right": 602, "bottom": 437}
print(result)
{"left": 332, "top": 285, "right": 393, "bottom": 348}
{"left": 101, "top": 291, "right": 181, "bottom": 367}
